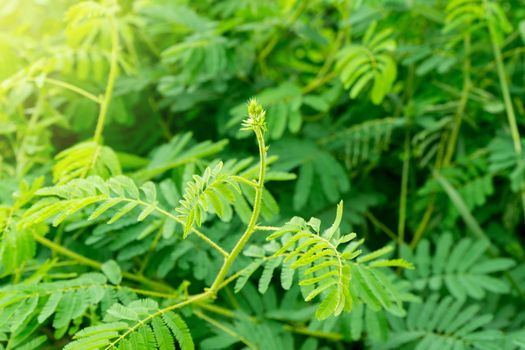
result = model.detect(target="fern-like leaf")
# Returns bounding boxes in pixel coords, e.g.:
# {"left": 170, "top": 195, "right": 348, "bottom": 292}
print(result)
{"left": 401, "top": 233, "right": 515, "bottom": 300}
{"left": 0, "top": 273, "right": 113, "bottom": 336}
{"left": 132, "top": 132, "right": 229, "bottom": 182}
{"left": 336, "top": 21, "right": 397, "bottom": 104}
{"left": 321, "top": 117, "right": 404, "bottom": 169}
{"left": 175, "top": 161, "right": 240, "bottom": 238}
{"left": 379, "top": 294, "right": 503, "bottom": 350}
{"left": 1, "top": 178, "right": 47, "bottom": 275}
{"left": 271, "top": 138, "right": 350, "bottom": 210}
{"left": 444, "top": 0, "right": 512, "bottom": 41}
{"left": 163, "top": 312, "right": 194, "bottom": 350}
{"left": 53, "top": 141, "right": 121, "bottom": 184}
{"left": 64, "top": 299, "right": 194, "bottom": 350}
{"left": 21, "top": 176, "right": 160, "bottom": 229}
{"left": 265, "top": 201, "right": 413, "bottom": 319}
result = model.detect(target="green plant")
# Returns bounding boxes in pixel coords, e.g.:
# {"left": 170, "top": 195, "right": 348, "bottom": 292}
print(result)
{"left": 2, "top": 0, "right": 525, "bottom": 349}
{"left": 1, "top": 95, "right": 412, "bottom": 348}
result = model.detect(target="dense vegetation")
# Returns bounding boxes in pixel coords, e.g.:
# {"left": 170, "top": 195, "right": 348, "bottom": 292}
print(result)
{"left": 1, "top": 0, "right": 525, "bottom": 349}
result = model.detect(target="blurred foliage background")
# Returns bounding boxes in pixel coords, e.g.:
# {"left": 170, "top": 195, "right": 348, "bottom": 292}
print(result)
{"left": 2, "top": 0, "right": 525, "bottom": 349}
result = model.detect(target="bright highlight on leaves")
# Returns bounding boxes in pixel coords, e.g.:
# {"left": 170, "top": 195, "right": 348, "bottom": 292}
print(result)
{"left": 176, "top": 161, "right": 240, "bottom": 238}
{"left": 64, "top": 299, "right": 194, "bottom": 350}
{"left": 262, "top": 201, "right": 413, "bottom": 320}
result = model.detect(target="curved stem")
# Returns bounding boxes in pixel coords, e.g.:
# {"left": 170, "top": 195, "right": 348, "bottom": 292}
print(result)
{"left": 106, "top": 292, "right": 211, "bottom": 349}
{"left": 93, "top": 17, "right": 119, "bottom": 145}
{"left": 365, "top": 211, "right": 397, "bottom": 241}
{"left": 32, "top": 233, "right": 175, "bottom": 293}
{"left": 302, "top": 1, "right": 350, "bottom": 95}
{"left": 209, "top": 128, "right": 267, "bottom": 293}
{"left": 194, "top": 310, "right": 257, "bottom": 349}
{"left": 37, "top": 78, "right": 100, "bottom": 104}
{"left": 258, "top": 2, "right": 307, "bottom": 63}
{"left": 152, "top": 205, "right": 229, "bottom": 257}
{"left": 197, "top": 303, "right": 343, "bottom": 342}
{"left": 231, "top": 175, "right": 258, "bottom": 188}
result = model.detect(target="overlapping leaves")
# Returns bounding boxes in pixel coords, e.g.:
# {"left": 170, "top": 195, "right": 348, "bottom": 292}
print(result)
{"left": 336, "top": 21, "right": 397, "bottom": 104}
{"left": 401, "top": 233, "right": 515, "bottom": 301}
{"left": 379, "top": 294, "right": 503, "bottom": 350}
{"left": 21, "top": 175, "right": 160, "bottom": 229}
{"left": 64, "top": 299, "right": 194, "bottom": 350}
{"left": 175, "top": 161, "right": 240, "bottom": 238}
{"left": 243, "top": 201, "right": 414, "bottom": 320}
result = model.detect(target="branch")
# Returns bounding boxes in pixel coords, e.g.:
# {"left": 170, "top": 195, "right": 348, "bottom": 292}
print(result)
{"left": 32, "top": 233, "right": 175, "bottom": 293}
{"left": 209, "top": 123, "right": 267, "bottom": 293}
{"left": 93, "top": 16, "right": 119, "bottom": 145}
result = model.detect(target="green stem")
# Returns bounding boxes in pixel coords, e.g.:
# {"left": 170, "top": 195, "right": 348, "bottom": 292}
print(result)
{"left": 258, "top": 2, "right": 307, "bottom": 63}
{"left": 197, "top": 303, "right": 343, "bottom": 342}
{"left": 254, "top": 225, "right": 279, "bottom": 231}
{"left": 139, "top": 227, "right": 163, "bottom": 274}
{"left": 104, "top": 111, "right": 267, "bottom": 348}
{"left": 397, "top": 131, "right": 410, "bottom": 245}
{"left": 93, "top": 17, "right": 119, "bottom": 145}
{"left": 32, "top": 233, "right": 175, "bottom": 293}
{"left": 15, "top": 92, "right": 44, "bottom": 177}
{"left": 38, "top": 77, "right": 100, "bottom": 104}
{"left": 123, "top": 286, "right": 176, "bottom": 299}
{"left": 283, "top": 325, "right": 343, "bottom": 342}
{"left": 231, "top": 175, "right": 258, "bottom": 188}
{"left": 443, "top": 33, "right": 471, "bottom": 166}
{"left": 152, "top": 204, "right": 229, "bottom": 257}
{"left": 410, "top": 34, "right": 471, "bottom": 248}
{"left": 209, "top": 128, "right": 267, "bottom": 293}
{"left": 486, "top": 1, "right": 525, "bottom": 222}
{"left": 365, "top": 211, "right": 397, "bottom": 241}
{"left": 194, "top": 310, "right": 257, "bottom": 349}
{"left": 302, "top": 1, "right": 350, "bottom": 95}
{"left": 409, "top": 195, "right": 435, "bottom": 249}
{"left": 106, "top": 292, "right": 211, "bottom": 349}
{"left": 410, "top": 120, "right": 451, "bottom": 247}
